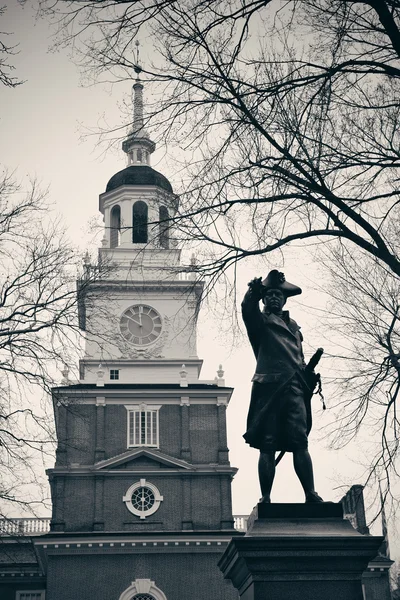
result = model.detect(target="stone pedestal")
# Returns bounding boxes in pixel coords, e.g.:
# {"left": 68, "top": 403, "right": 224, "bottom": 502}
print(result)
{"left": 219, "top": 503, "right": 383, "bottom": 600}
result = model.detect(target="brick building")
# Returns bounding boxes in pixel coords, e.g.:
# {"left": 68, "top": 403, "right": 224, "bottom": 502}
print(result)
{"left": 0, "top": 74, "right": 394, "bottom": 600}
{"left": 0, "top": 71, "right": 241, "bottom": 600}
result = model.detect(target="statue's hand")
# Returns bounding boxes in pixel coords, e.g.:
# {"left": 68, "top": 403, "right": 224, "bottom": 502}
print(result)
{"left": 247, "top": 277, "right": 264, "bottom": 300}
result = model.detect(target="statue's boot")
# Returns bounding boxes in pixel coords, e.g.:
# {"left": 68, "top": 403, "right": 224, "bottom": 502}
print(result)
{"left": 259, "top": 495, "right": 271, "bottom": 504}
{"left": 305, "top": 490, "right": 324, "bottom": 503}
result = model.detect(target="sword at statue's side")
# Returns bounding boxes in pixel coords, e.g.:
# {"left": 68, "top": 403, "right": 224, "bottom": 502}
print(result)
{"left": 307, "top": 347, "right": 324, "bottom": 374}
{"left": 275, "top": 347, "right": 325, "bottom": 466}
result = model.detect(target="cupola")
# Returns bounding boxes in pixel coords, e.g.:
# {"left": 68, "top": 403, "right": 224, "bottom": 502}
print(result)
{"left": 99, "top": 45, "right": 176, "bottom": 251}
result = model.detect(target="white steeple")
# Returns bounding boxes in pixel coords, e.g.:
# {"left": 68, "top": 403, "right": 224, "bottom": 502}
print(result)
{"left": 122, "top": 41, "right": 156, "bottom": 166}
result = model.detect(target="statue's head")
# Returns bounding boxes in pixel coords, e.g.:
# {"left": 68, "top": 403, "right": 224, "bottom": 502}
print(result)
{"left": 261, "top": 270, "right": 302, "bottom": 313}
{"left": 263, "top": 288, "right": 286, "bottom": 313}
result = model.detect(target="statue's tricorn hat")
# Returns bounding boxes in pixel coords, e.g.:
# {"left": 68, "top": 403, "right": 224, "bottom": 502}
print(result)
{"left": 261, "top": 270, "right": 302, "bottom": 298}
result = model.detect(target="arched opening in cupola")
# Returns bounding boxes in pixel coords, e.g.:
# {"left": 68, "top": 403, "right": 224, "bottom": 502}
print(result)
{"left": 159, "top": 206, "right": 169, "bottom": 249}
{"left": 132, "top": 200, "right": 148, "bottom": 243}
{"left": 110, "top": 205, "right": 121, "bottom": 248}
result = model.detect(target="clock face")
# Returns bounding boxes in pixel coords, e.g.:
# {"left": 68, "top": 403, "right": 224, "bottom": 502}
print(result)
{"left": 120, "top": 304, "right": 162, "bottom": 346}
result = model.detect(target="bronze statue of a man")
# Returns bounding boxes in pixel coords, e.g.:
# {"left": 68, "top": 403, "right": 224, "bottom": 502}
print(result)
{"left": 242, "top": 269, "right": 323, "bottom": 504}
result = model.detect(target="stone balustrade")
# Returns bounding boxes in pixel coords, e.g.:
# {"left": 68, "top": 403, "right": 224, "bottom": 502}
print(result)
{"left": 233, "top": 515, "right": 248, "bottom": 532}
{"left": 0, "top": 516, "right": 248, "bottom": 536}
{"left": 0, "top": 517, "right": 51, "bottom": 536}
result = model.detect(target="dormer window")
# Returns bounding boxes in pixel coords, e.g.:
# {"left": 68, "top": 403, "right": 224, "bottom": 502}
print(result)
{"left": 132, "top": 201, "right": 148, "bottom": 243}
{"left": 127, "top": 404, "right": 161, "bottom": 448}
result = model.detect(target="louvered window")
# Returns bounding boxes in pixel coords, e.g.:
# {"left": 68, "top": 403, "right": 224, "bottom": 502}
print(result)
{"left": 110, "top": 205, "right": 121, "bottom": 248}
{"left": 127, "top": 407, "right": 159, "bottom": 447}
{"left": 132, "top": 201, "right": 148, "bottom": 243}
{"left": 16, "top": 593, "right": 45, "bottom": 600}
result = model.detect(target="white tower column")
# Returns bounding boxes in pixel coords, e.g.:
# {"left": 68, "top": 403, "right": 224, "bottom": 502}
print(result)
{"left": 120, "top": 199, "right": 132, "bottom": 246}
{"left": 103, "top": 207, "right": 111, "bottom": 247}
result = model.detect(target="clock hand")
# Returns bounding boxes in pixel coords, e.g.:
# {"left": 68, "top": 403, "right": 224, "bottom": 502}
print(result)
{"left": 125, "top": 315, "right": 143, "bottom": 327}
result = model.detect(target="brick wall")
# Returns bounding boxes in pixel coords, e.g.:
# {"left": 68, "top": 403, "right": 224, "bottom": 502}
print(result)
{"left": 63, "top": 477, "right": 95, "bottom": 531}
{"left": 46, "top": 551, "right": 239, "bottom": 600}
{"left": 52, "top": 397, "right": 232, "bottom": 533}
{"left": 66, "top": 404, "right": 95, "bottom": 464}
{"left": 159, "top": 405, "right": 182, "bottom": 458}
{"left": 59, "top": 402, "right": 224, "bottom": 465}
{"left": 189, "top": 405, "right": 219, "bottom": 463}
{"left": 363, "top": 571, "right": 392, "bottom": 600}
{"left": 59, "top": 473, "right": 230, "bottom": 532}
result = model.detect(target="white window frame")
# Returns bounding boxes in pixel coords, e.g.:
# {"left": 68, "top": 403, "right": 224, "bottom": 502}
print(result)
{"left": 110, "top": 369, "right": 120, "bottom": 380}
{"left": 16, "top": 592, "right": 46, "bottom": 600}
{"left": 123, "top": 478, "right": 163, "bottom": 519}
{"left": 119, "top": 579, "right": 167, "bottom": 600}
{"left": 126, "top": 404, "right": 161, "bottom": 448}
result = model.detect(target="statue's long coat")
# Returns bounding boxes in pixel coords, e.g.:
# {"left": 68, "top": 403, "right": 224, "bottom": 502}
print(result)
{"left": 241, "top": 289, "right": 311, "bottom": 450}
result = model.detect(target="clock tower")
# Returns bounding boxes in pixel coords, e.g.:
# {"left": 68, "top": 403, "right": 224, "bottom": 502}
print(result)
{"left": 32, "top": 71, "right": 240, "bottom": 600}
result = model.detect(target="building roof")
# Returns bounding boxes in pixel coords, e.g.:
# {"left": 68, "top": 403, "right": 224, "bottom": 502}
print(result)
{"left": 105, "top": 165, "right": 173, "bottom": 193}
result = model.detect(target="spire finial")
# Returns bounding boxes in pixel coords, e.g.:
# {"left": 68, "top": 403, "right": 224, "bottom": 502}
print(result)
{"left": 83, "top": 250, "right": 91, "bottom": 279}
{"left": 96, "top": 363, "right": 105, "bottom": 387}
{"left": 180, "top": 364, "right": 188, "bottom": 387}
{"left": 132, "top": 41, "right": 144, "bottom": 135}
{"left": 216, "top": 364, "right": 225, "bottom": 386}
{"left": 121, "top": 39, "right": 156, "bottom": 165}
{"left": 134, "top": 40, "right": 142, "bottom": 79}
{"left": 61, "top": 363, "right": 70, "bottom": 385}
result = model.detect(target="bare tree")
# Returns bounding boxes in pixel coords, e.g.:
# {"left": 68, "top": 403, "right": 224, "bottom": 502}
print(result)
{"left": 39, "top": 1, "right": 400, "bottom": 503}
{"left": 40, "top": 1, "right": 400, "bottom": 278}
{"left": 0, "top": 170, "right": 105, "bottom": 517}
{"left": 0, "top": 5, "right": 23, "bottom": 88}
{"left": 311, "top": 244, "right": 400, "bottom": 491}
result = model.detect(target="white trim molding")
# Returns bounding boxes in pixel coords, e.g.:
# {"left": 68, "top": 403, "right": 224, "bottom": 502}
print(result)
{"left": 123, "top": 478, "right": 163, "bottom": 519}
{"left": 16, "top": 592, "right": 45, "bottom": 600}
{"left": 119, "top": 579, "right": 167, "bottom": 600}
{"left": 94, "top": 447, "right": 192, "bottom": 471}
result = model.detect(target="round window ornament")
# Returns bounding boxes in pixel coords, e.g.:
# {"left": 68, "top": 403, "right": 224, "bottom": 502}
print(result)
{"left": 119, "top": 579, "right": 167, "bottom": 600}
{"left": 123, "top": 479, "right": 163, "bottom": 519}
{"left": 120, "top": 304, "right": 162, "bottom": 346}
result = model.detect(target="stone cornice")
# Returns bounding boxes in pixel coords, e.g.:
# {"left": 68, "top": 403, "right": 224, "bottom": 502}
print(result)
{"left": 51, "top": 385, "right": 233, "bottom": 405}
{"left": 85, "top": 279, "right": 204, "bottom": 295}
{"left": 79, "top": 358, "right": 203, "bottom": 368}
{"left": 47, "top": 466, "right": 237, "bottom": 477}
{"left": 33, "top": 531, "right": 241, "bottom": 572}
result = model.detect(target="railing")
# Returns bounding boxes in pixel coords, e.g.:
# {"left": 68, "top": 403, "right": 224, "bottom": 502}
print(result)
{"left": 0, "top": 516, "right": 248, "bottom": 536}
{"left": 233, "top": 515, "right": 249, "bottom": 532}
{"left": 178, "top": 271, "right": 196, "bottom": 281}
{"left": 0, "top": 518, "right": 51, "bottom": 536}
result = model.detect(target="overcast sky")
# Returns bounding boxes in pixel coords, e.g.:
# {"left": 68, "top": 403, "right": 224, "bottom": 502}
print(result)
{"left": 1, "top": 1, "right": 396, "bottom": 555}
